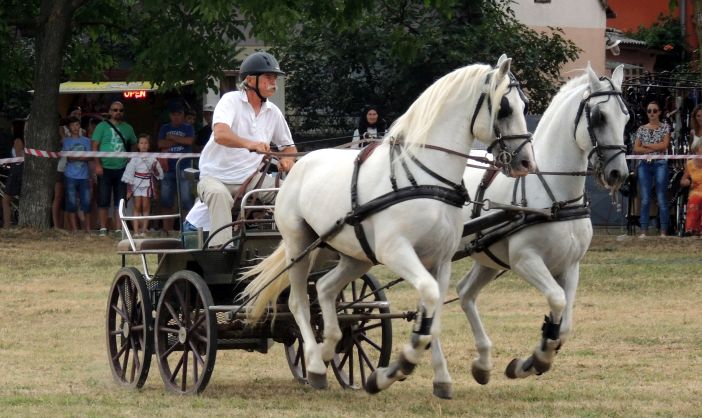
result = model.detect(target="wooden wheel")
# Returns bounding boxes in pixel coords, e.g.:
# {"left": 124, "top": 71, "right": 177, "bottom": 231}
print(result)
{"left": 332, "top": 273, "right": 392, "bottom": 389}
{"left": 106, "top": 267, "right": 153, "bottom": 388}
{"left": 284, "top": 328, "right": 308, "bottom": 384}
{"left": 154, "top": 270, "right": 217, "bottom": 394}
{"left": 284, "top": 314, "right": 324, "bottom": 384}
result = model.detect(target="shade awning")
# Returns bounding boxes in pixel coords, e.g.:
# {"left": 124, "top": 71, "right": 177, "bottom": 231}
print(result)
{"left": 56, "top": 80, "right": 193, "bottom": 94}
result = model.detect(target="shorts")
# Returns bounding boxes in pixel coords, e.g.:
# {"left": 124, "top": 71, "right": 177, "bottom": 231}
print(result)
{"left": 97, "top": 167, "right": 127, "bottom": 208}
{"left": 5, "top": 163, "right": 23, "bottom": 197}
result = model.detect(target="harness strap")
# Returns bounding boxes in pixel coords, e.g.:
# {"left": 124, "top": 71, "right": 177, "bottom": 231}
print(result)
{"left": 482, "top": 247, "right": 511, "bottom": 269}
{"left": 461, "top": 206, "right": 591, "bottom": 262}
{"left": 471, "top": 168, "right": 500, "bottom": 219}
{"left": 405, "top": 149, "right": 467, "bottom": 200}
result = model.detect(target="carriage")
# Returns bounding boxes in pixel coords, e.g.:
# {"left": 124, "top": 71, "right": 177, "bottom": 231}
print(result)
{"left": 105, "top": 182, "right": 414, "bottom": 394}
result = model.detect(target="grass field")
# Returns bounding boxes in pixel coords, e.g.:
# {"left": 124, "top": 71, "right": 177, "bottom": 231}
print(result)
{"left": 1, "top": 228, "right": 701, "bottom": 417}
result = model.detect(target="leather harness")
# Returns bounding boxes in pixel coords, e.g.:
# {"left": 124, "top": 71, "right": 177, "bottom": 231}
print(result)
{"left": 349, "top": 140, "right": 469, "bottom": 264}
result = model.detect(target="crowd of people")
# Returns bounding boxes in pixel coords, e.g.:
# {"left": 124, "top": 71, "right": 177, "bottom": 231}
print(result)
{"left": 0, "top": 98, "right": 214, "bottom": 234}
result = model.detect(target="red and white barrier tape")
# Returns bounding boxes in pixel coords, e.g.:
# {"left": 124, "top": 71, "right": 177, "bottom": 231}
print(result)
{"left": 3, "top": 147, "right": 702, "bottom": 165}
{"left": 625, "top": 154, "right": 702, "bottom": 160}
{"left": 0, "top": 148, "right": 201, "bottom": 164}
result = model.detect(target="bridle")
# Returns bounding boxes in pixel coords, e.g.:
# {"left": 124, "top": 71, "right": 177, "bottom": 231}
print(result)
{"left": 470, "top": 70, "right": 533, "bottom": 174}
{"left": 572, "top": 76, "right": 628, "bottom": 179}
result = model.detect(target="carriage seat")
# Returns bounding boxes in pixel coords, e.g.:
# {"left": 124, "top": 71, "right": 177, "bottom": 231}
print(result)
{"left": 117, "top": 238, "right": 183, "bottom": 252}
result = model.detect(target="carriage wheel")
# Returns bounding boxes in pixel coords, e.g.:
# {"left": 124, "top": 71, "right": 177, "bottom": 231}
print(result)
{"left": 284, "top": 312, "right": 324, "bottom": 384}
{"left": 332, "top": 273, "right": 392, "bottom": 390}
{"left": 284, "top": 328, "right": 309, "bottom": 384}
{"left": 154, "top": 270, "right": 217, "bottom": 394}
{"left": 106, "top": 267, "right": 153, "bottom": 388}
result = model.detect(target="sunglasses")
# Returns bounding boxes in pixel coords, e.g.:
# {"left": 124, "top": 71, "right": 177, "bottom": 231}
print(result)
{"left": 647, "top": 108, "right": 659, "bottom": 114}
{"left": 110, "top": 108, "right": 124, "bottom": 112}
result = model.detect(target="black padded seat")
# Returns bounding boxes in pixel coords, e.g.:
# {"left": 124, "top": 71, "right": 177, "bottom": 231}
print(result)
{"left": 117, "top": 238, "right": 183, "bottom": 252}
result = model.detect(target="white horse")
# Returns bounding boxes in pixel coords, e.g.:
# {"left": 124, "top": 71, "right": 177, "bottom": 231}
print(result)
{"left": 437, "top": 64, "right": 628, "bottom": 386}
{"left": 241, "top": 55, "right": 536, "bottom": 398}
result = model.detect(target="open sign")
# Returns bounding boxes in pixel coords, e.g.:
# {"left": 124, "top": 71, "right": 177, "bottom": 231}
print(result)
{"left": 123, "top": 90, "right": 147, "bottom": 99}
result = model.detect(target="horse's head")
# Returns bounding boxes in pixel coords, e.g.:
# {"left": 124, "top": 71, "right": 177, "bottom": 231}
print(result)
{"left": 471, "top": 55, "right": 536, "bottom": 177}
{"left": 573, "top": 63, "right": 629, "bottom": 192}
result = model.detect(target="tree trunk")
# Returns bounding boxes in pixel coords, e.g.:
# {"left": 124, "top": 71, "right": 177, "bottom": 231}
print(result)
{"left": 19, "top": 0, "right": 81, "bottom": 228}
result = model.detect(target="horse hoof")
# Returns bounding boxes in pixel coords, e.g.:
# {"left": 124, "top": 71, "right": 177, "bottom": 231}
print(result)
{"left": 433, "top": 382, "right": 453, "bottom": 399}
{"left": 505, "top": 358, "right": 520, "bottom": 379}
{"left": 307, "top": 371, "right": 328, "bottom": 389}
{"left": 365, "top": 371, "right": 381, "bottom": 395}
{"left": 471, "top": 364, "right": 491, "bottom": 385}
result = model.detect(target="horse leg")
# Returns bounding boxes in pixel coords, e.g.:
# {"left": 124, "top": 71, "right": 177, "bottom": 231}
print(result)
{"left": 505, "top": 255, "right": 566, "bottom": 379}
{"left": 555, "top": 262, "right": 581, "bottom": 347}
{"left": 429, "top": 262, "right": 453, "bottom": 399}
{"left": 285, "top": 245, "right": 329, "bottom": 389}
{"left": 366, "top": 249, "right": 443, "bottom": 394}
{"left": 316, "top": 256, "right": 372, "bottom": 363}
{"left": 456, "top": 263, "right": 501, "bottom": 385}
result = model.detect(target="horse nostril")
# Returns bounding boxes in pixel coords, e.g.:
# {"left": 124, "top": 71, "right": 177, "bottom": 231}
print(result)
{"left": 520, "top": 159, "right": 535, "bottom": 173}
{"left": 608, "top": 169, "right": 621, "bottom": 182}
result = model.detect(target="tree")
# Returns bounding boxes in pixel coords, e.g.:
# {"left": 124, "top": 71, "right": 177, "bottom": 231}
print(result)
{"left": 275, "top": 0, "right": 579, "bottom": 134}
{"left": 4, "top": 0, "right": 432, "bottom": 228}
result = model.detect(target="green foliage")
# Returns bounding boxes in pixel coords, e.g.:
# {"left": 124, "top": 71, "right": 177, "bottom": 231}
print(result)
{"left": 626, "top": 14, "right": 687, "bottom": 71}
{"left": 275, "top": 0, "right": 579, "bottom": 134}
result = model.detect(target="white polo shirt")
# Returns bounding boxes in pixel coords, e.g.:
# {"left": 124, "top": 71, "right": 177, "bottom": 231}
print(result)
{"left": 198, "top": 90, "right": 294, "bottom": 183}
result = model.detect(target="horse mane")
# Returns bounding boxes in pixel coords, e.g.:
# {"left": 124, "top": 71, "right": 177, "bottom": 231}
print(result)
{"left": 387, "top": 63, "right": 506, "bottom": 151}
{"left": 536, "top": 74, "right": 590, "bottom": 135}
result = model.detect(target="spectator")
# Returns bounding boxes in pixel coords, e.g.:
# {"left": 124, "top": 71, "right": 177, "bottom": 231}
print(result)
{"left": 53, "top": 106, "right": 84, "bottom": 229}
{"left": 122, "top": 134, "right": 164, "bottom": 237}
{"left": 158, "top": 102, "right": 195, "bottom": 232}
{"left": 185, "top": 108, "right": 197, "bottom": 128}
{"left": 92, "top": 101, "right": 137, "bottom": 236}
{"left": 196, "top": 51, "right": 297, "bottom": 248}
{"left": 352, "top": 106, "right": 387, "bottom": 148}
{"left": 633, "top": 100, "right": 671, "bottom": 238}
{"left": 62, "top": 116, "right": 92, "bottom": 232}
{"left": 681, "top": 109, "right": 702, "bottom": 237}
{"left": 194, "top": 103, "right": 215, "bottom": 153}
{"left": 2, "top": 122, "right": 24, "bottom": 228}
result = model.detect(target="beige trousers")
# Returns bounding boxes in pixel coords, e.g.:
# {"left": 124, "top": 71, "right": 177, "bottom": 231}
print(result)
{"left": 197, "top": 173, "right": 277, "bottom": 247}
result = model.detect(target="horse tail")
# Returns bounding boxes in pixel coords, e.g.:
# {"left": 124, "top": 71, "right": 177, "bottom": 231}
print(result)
{"left": 239, "top": 243, "right": 291, "bottom": 324}
{"left": 240, "top": 242, "right": 321, "bottom": 324}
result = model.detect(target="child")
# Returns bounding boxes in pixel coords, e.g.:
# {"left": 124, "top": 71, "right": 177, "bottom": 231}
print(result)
{"left": 681, "top": 135, "right": 702, "bottom": 236}
{"left": 62, "top": 116, "right": 92, "bottom": 232}
{"left": 121, "top": 134, "right": 163, "bottom": 236}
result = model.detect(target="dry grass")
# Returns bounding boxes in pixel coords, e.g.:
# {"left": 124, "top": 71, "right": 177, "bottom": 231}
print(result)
{"left": 1, "top": 229, "right": 701, "bottom": 417}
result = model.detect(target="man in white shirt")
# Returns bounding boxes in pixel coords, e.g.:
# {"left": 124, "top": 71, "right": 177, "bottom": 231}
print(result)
{"left": 197, "top": 51, "right": 297, "bottom": 247}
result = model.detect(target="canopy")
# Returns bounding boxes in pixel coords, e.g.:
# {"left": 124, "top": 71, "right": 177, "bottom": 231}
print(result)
{"left": 57, "top": 80, "right": 193, "bottom": 94}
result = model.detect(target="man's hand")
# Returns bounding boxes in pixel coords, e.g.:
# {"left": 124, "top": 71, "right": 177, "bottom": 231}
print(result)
{"left": 95, "top": 162, "right": 103, "bottom": 176}
{"left": 279, "top": 158, "right": 295, "bottom": 172}
{"left": 248, "top": 141, "right": 270, "bottom": 153}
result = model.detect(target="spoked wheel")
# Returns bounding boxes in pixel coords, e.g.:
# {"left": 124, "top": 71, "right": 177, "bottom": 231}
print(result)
{"left": 154, "top": 270, "right": 217, "bottom": 394}
{"left": 106, "top": 267, "right": 153, "bottom": 388}
{"left": 284, "top": 314, "right": 324, "bottom": 384}
{"left": 332, "top": 273, "right": 392, "bottom": 389}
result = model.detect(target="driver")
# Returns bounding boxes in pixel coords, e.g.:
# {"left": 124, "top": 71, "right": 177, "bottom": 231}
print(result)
{"left": 196, "top": 51, "right": 297, "bottom": 247}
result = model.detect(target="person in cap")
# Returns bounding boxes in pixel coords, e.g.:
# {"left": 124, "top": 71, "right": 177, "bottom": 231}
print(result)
{"left": 196, "top": 51, "right": 297, "bottom": 248}
{"left": 195, "top": 103, "right": 216, "bottom": 153}
{"left": 158, "top": 100, "right": 195, "bottom": 232}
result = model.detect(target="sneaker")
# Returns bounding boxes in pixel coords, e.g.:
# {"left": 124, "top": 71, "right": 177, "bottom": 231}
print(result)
{"left": 99, "top": 228, "right": 108, "bottom": 237}
{"left": 113, "top": 229, "right": 122, "bottom": 237}
{"left": 638, "top": 233, "right": 646, "bottom": 239}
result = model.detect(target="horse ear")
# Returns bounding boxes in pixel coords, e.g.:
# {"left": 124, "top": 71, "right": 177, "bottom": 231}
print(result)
{"left": 611, "top": 64, "right": 624, "bottom": 89}
{"left": 586, "top": 61, "right": 600, "bottom": 90}
{"left": 496, "top": 56, "right": 512, "bottom": 82}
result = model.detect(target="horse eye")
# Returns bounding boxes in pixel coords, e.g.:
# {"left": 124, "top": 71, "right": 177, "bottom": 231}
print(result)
{"left": 497, "top": 96, "right": 512, "bottom": 119}
{"left": 590, "top": 106, "right": 605, "bottom": 126}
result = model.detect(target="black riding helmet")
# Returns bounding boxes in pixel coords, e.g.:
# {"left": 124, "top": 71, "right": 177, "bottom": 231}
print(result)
{"left": 239, "top": 52, "right": 285, "bottom": 102}
{"left": 239, "top": 52, "right": 285, "bottom": 80}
